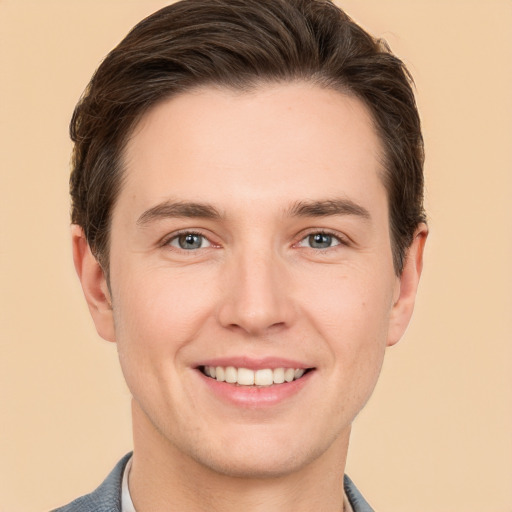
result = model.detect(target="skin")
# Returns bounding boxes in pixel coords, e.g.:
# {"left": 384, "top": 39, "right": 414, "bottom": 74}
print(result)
{"left": 72, "top": 82, "right": 427, "bottom": 512}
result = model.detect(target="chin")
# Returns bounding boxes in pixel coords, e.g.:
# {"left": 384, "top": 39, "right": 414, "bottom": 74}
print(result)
{"left": 193, "top": 448, "right": 315, "bottom": 479}
{"left": 183, "top": 429, "right": 333, "bottom": 480}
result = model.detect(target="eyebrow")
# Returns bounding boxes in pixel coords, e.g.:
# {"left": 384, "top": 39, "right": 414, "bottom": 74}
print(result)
{"left": 136, "top": 197, "right": 371, "bottom": 226}
{"left": 137, "top": 200, "right": 222, "bottom": 226}
{"left": 285, "top": 198, "right": 371, "bottom": 220}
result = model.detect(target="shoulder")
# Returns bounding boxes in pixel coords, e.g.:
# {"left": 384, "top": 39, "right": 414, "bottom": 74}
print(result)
{"left": 51, "top": 453, "right": 132, "bottom": 512}
{"left": 344, "top": 474, "right": 375, "bottom": 512}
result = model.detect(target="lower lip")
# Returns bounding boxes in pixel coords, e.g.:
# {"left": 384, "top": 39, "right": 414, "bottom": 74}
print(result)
{"left": 197, "top": 370, "right": 314, "bottom": 408}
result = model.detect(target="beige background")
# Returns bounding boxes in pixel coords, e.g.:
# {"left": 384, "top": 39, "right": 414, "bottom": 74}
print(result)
{"left": 1, "top": 1, "right": 511, "bottom": 511}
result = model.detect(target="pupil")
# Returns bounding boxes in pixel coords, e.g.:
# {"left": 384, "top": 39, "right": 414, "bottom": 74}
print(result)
{"left": 310, "top": 233, "right": 331, "bottom": 248}
{"left": 179, "top": 233, "right": 201, "bottom": 249}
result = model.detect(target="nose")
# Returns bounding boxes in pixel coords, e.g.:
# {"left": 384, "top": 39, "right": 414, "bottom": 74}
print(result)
{"left": 216, "top": 247, "right": 295, "bottom": 336}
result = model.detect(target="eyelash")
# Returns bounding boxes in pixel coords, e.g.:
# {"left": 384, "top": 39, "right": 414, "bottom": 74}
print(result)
{"left": 295, "top": 230, "right": 348, "bottom": 250}
{"left": 161, "top": 230, "right": 215, "bottom": 251}
{"left": 161, "top": 228, "right": 348, "bottom": 253}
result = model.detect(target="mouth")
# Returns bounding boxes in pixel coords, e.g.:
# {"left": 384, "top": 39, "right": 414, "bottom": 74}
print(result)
{"left": 199, "top": 365, "right": 312, "bottom": 387}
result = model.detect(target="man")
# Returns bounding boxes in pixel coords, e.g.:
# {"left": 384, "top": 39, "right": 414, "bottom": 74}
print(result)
{"left": 54, "top": 0, "right": 427, "bottom": 510}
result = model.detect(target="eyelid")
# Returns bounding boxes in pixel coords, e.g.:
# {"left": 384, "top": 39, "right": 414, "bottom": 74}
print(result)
{"left": 294, "top": 229, "right": 350, "bottom": 248}
{"left": 158, "top": 227, "right": 350, "bottom": 251}
{"left": 160, "top": 229, "right": 218, "bottom": 249}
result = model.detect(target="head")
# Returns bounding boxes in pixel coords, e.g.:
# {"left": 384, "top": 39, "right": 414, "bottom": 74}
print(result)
{"left": 70, "top": 0, "right": 425, "bottom": 278}
{"left": 70, "top": 0, "right": 427, "bottom": 481}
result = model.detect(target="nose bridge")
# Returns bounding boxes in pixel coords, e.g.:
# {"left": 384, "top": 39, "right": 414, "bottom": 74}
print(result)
{"left": 217, "top": 240, "right": 292, "bottom": 334}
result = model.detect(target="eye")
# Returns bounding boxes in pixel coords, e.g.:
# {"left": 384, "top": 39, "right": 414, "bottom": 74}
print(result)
{"left": 168, "top": 232, "right": 212, "bottom": 250}
{"left": 298, "top": 232, "right": 342, "bottom": 249}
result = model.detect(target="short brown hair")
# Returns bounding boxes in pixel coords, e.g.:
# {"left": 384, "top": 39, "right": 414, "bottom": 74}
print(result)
{"left": 70, "top": 0, "right": 425, "bottom": 274}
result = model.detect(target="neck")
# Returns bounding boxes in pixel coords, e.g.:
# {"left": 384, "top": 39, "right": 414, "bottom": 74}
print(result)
{"left": 129, "top": 401, "right": 350, "bottom": 512}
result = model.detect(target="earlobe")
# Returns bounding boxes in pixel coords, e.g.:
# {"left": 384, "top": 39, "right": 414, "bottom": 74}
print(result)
{"left": 387, "top": 223, "right": 428, "bottom": 347}
{"left": 71, "top": 225, "right": 116, "bottom": 342}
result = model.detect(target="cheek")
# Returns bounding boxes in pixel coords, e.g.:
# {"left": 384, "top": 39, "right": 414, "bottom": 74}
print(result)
{"left": 299, "top": 265, "right": 395, "bottom": 340}
{"left": 111, "top": 265, "right": 218, "bottom": 377}
{"left": 115, "top": 263, "right": 215, "bottom": 330}
{"left": 298, "top": 266, "right": 393, "bottom": 390}
{"left": 110, "top": 268, "right": 218, "bottom": 421}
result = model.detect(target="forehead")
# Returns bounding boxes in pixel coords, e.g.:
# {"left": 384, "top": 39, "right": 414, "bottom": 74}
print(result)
{"left": 120, "top": 82, "right": 386, "bottom": 216}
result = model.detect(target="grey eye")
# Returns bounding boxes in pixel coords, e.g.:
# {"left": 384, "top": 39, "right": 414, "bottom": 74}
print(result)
{"left": 298, "top": 232, "right": 341, "bottom": 249}
{"left": 170, "top": 233, "right": 211, "bottom": 250}
{"left": 308, "top": 233, "right": 333, "bottom": 249}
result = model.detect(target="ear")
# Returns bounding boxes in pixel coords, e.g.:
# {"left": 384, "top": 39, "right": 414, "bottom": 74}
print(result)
{"left": 387, "top": 223, "right": 428, "bottom": 347}
{"left": 71, "top": 225, "right": 116, "bottom": 342}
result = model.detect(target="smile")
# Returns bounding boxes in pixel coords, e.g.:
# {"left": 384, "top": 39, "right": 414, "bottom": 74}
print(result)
{"left": 200, "top": 366, "right": 308, "bottom": 386}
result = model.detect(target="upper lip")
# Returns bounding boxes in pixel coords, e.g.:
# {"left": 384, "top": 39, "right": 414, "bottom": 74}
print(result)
{"left": 195, "top": 356, "right": 313, "bottom": 371}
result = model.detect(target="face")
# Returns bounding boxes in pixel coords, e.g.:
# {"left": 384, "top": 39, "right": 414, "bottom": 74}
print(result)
{"left": 75, "top": 82, "right": 425, "bottom": 479}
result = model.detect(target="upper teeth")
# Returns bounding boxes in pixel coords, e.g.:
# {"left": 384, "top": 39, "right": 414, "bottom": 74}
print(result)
{"left": 203, "top": 366, "right": 306, "bottom": 386}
